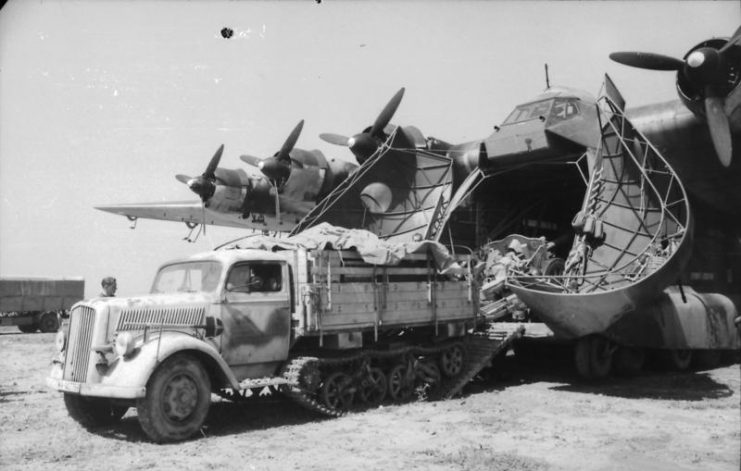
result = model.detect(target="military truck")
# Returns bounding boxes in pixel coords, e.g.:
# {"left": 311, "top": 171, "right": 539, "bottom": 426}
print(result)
{"left": 47, "top": 233, "right": 518, "bottom": 442}
{"left": 0, "top": 277, "right": 84, "bottom": 333}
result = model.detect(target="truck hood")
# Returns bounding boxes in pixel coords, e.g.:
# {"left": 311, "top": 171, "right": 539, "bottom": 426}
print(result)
{"left": 85, "top": 293, "right": 216, "bottom": 337}
{"left": 88, "top": 292, "right": 217, "bottom": 309}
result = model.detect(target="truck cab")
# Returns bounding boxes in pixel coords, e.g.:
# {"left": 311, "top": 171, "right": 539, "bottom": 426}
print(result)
{"left": 48, "top": 241, "right": 479, "bottom": 443}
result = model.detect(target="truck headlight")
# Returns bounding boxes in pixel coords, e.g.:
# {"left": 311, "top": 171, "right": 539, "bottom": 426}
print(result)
{"left": 114, "top": 332, "right": 136, "bottom": 357}
{"left": 55, "top": 330, "right": 66, "bottom": 352}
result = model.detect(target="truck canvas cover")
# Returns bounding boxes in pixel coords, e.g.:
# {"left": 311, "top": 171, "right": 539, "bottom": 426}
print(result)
{"left": 222, "top": 223, "right": 467, "bottom": 275}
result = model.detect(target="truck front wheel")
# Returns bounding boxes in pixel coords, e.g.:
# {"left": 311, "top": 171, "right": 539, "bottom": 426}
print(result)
{"left": 64, "top": 394, "right": 128, "bottom": 428}
{"left": 136, "top": 353, "right": 211, "bottom": 443}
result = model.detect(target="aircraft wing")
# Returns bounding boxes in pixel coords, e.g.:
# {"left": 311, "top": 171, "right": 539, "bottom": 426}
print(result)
{"left": 95, "top": 201, "right": 259, "bottom": 230}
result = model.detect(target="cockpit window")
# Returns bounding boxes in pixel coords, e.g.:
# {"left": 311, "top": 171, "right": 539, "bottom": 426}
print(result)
{"left": 548, "top": 99, "right": 580, "bottom": 123}
{"left": 503, "top": 99, "right": 554, "bottom": 125}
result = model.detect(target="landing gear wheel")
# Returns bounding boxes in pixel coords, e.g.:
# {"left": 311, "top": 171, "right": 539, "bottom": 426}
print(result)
{"left": 574, "top": 336, "right": 613, "bottom": 379}
{"left": 136, "top": 354, "right": 211, "bottom": 443}
{"left": 39, "top": 312, "right": 60, "bottom": 333}
{"left": 358, "top": 367, "right": 387, "bottom": 406}
{"left": 64, "top": 394, "right": 128, "bottom": 428}
{"left": 387, "top": 364, "right": 414, "bottom": 402}
{"left": 614, "top": 346, "right": 645, "bottom": 376}
{"left": 17, "top": 324, "right": 38, "bottom": 333}
{"left": 321, "top": 372, "right": 355, "bottom": 411}
{"left": 439, "top": 345, "right": 465, "bottom": 377}
{"left": 660, "top": 349, "right": 693, "bottom": 371}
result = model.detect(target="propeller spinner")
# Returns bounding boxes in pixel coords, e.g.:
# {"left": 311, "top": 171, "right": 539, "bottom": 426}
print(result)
{"left": 240, "top": 120, "right": 304, "bottom": 187}
{"left": 176, "top": 144, "right": 224, "bottom": 202}
{"left": 609, "top": 27, "right": 741, "bottom": 166}
{"left": 319, "top": 87, "right": 405, "bottom": 164}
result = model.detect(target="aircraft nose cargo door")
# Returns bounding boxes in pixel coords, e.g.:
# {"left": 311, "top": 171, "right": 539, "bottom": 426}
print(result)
{"left": 508, "top": 94, "right": 693, "bottom": 339}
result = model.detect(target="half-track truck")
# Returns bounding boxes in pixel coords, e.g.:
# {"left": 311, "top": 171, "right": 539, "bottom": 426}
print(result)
{"left": 0, "top": 277, "right": 84, "bottom": 333}
{"left": 47, "top": 241, "right": 515, "bottom": 442}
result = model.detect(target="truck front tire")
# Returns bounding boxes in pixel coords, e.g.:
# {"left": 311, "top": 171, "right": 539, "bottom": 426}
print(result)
{"left": 136, "top": 353, "right": 211, "bottom": 443}
{"left": 64, "top": 394, "right": 128, "bottom": 428}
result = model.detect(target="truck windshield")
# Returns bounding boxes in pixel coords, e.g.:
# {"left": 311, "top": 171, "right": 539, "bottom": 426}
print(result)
{"left": 151, "top": 261, "right": 223, "bottom": 294}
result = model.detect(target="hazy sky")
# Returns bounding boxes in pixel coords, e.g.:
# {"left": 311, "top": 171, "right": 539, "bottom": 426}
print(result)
{"left": 1, "top": 1, "right": 738, "bottom": 297}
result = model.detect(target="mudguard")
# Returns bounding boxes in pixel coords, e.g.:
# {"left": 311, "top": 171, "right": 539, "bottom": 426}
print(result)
{"left": 78, "top": 332, "right": 239, "bottom": 399}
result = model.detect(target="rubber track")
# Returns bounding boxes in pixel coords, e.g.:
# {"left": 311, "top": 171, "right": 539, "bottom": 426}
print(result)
{"left": 280, "top": 357, "right": 344, "bottom": 418}
{"left": 279, "top": 342, "right": 463, "bottom": 417}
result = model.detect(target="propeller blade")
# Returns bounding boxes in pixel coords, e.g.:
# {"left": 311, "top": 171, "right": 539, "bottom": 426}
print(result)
{"left": 175, "top": 174, "right": 192, "bottom": 184}
{"left": 240, "top": 155, "right": 264, "bottom": 167}
{"left": 720, "top": 25, "right": 741, "bottom": 53}
{"left": 609, "top": 52, "right": 684, "bottom": 71}
{"left": 320, "top": 133, "right": 350, "bottom": 146}
{"left": 204, "top": 144, "right": 225, "bottom": 178}
{"left": 705, "top": 93, "right": 733, "bottom": 167}
{"left": 277, "top": 120, "right": 304, "bottom": 162}
{"left": 369, "top": 87, "right": 405, "bottom": 137}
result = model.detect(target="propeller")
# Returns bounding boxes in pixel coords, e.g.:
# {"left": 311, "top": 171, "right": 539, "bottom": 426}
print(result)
{"left": 609, "top": 28, "right": 741, "bottom": 167}
{"left": 240, "top": 120, "right": 306, "bottom": 223}
{"left": 176, "top": 144, "right": 224, "bottom": 202}
{"left": 240, "top": 120, "right": 304, "bottom": 187}
{"left": 319, "top": 87, "right": 405, "bottom": 164}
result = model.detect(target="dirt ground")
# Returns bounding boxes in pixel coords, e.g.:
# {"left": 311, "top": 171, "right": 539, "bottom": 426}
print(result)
{"left": 1, "top": 326, "right": 739, "bottom": 471}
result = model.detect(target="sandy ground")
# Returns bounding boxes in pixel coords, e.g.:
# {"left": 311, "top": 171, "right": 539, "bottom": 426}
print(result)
{"left": 0, "top": 326, "right": 739, "bottom": 471}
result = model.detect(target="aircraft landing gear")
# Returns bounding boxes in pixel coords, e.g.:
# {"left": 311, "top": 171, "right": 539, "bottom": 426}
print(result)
{"left": 574, "top": 335, "right": 615, "bottom": 379}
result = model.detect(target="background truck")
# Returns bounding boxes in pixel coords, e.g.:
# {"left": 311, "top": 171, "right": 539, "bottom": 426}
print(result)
{"left": 47, "top": 232, "right": 520, "bottom": 443}
{"left": 0, "top": 277, "right": 84, "bottom": 333}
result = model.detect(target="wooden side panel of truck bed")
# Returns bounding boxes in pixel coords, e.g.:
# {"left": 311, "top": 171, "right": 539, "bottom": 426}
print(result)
{"left": 300, "top": 250, "right": 476, "bottom": 334}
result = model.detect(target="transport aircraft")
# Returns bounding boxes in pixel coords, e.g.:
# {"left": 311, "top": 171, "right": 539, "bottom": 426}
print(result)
{"left": 96, "top": 120, "right": 358, "bottom": 238}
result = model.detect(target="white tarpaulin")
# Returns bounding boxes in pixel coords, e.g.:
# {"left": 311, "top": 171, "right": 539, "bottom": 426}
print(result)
{"left": 224, "top": 223, "right": 466, "bottom": 275}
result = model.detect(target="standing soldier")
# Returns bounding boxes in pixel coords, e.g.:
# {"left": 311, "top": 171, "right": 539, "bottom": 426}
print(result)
{"left": 99, "top": 277, "right": 117, "bottom": 297}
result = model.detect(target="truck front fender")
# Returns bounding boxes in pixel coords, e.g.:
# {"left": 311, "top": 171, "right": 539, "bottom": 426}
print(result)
{"left": 103, "top": 332, "right": 240, "bottom": 395}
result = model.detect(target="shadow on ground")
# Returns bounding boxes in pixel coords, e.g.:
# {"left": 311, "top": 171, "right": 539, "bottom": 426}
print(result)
{"left": 463, "top": 346, "right": 739, "bottom": 402}
{"left": 94, "top": 393, "right": 331, "bottom": 443}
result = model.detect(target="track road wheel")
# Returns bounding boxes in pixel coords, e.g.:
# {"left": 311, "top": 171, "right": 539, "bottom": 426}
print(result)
{"left": 574, "top": 336, "right": 613, "bottom": 379}
{"left": 613, "top": 346, "right": 645, "bottom": 376}
{"left": 64, "top": 394, "right": 128, "bottom": 428}
{"left": 439, "top": 345, "right": 465, "bottom": 377}
{"left": 387, "top": 364, "right": 414, "bottom": 402}
{"left": 136, "top": 354, "right": 211, "bottom": 443}
{"left": 321, "top": 372, "right": 355, "bottom": 411}
{"left": 416, "top": 361, "right": 442, "bottom": 389}
{"left": 358, "top": 367, "right": 387, "bottom": 406}
{"left": 39, "top": 312, "right": 60, "bottom": 333}
{"left": 659, "top": 349, "right": 693, "bottom": 371}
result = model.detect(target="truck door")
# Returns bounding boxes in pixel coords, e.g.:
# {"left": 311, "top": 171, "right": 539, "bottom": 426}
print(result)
{"left": 220, "top": 261, "right": 291, "bottom": 375}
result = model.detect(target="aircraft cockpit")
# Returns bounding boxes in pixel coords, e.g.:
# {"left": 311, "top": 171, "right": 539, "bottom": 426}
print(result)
{"left": 502, "top": 98, "right": 581, "bottom": 126}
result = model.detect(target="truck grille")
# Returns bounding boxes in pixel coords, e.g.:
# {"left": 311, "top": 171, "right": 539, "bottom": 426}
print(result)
{"left": 63, "top": 305, "right": 96, "bottom": 382}
{"left": 116, "top": 306, "right": 205, "bottom": 331}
